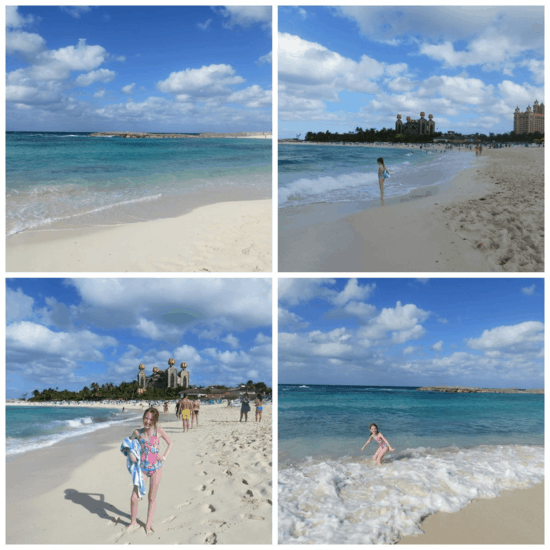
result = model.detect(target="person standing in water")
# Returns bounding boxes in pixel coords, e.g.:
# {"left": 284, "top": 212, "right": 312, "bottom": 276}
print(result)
{"left": 361, "top": 423, "right": 395, "bottom": 465}
{"left": 377, "top": 157, "right": 390, "bottom": 206}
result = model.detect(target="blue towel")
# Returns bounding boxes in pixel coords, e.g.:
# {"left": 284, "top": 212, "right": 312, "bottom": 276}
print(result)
{"left": 120, "top": 437, "right": 146, "bottom": 498}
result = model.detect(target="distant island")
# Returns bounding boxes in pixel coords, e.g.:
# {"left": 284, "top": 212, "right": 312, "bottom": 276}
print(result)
{"left": 89, "top": 131, "right": 271, "bottom": 139}
{"left": 417, "top": 386, "right": 543, "bottom": 394}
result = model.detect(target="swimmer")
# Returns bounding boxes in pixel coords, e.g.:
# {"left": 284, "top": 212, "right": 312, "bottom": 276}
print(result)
{"left": 361, "top": 423, "right": 395, "bottom": 465}
{"left": 127, "top": 408, "right": 172, "bottom": 535}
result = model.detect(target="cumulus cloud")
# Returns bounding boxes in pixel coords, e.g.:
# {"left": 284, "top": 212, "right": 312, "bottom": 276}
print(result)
{"left": 431, "top": 340, "right": 443, "bottom": 351}
{"left": 121, "top": 83, "right": 135, "bottom": 94}
{"left": 74, "top": 68, "right": 115, "bottom": 87}
{"left": 219, "top": 6, "right": 272, "bottom": 30}
{"left": 6, "top": 6, "right": 35, "bottom": 28}
{"left": 521, "top": 285, "right": 536, "bottom": 296}
{"left": 60, "top": 6, "right": 92, "bottom": 19}
{"left": 466, "top": 321, "right": 544, "bottom": 352}
{"left": 197, "top": 18, "right": 212, "bottom": 30}
{"left": 6, "top": 287, "right": 34, "bottom": 323}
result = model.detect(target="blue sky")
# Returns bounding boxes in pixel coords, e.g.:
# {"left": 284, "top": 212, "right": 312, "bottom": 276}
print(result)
{"left": 6, "top": 279, "right": 272, "bottom": 399}
{"left": 278, "top": 6, "right": 544, "bottom": 138}
{"left": 279, "top": 278, "right": 544, "bottom": 388}
{"left": 6, "top": 6, "right": 272, "bottom": 132}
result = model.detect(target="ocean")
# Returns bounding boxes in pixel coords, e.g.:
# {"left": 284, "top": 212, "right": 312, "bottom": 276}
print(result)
{"left": 6, "top": 131, "right": 272, "bottom": 236}
{"left": 6, "top": 406, "right": 141, "bottom": 457}
{"left": 278, "top": 143, "right": 475, "bottom": 209}
{"left": 278, "top": 384, "right": 544, "bottom": 544}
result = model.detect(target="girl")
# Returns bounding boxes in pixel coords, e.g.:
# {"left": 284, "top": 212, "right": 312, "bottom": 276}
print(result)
{"left": 361, "top": 423, "right": 395, "bottom": 465}
{"left": 127, "top": 408, "right": 172, "bottom": 535}
{"left": 377, "top": 157, "right": 390, "bottom": 205}
{"left": 240, "top": 394, "right": 251, "bottom": 422}
{"left": 255, "top": 396, "right": 263, "bottom": 422}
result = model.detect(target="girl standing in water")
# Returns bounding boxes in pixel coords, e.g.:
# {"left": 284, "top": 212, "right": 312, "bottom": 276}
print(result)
{"left": 127, "top": 408, "right": 172, "bottom": 535}
{"left": 377, "top": 157, "right": 390, "bottom": 205}
{"left": 361, "top": 423, "right": 395, "bottom": 465}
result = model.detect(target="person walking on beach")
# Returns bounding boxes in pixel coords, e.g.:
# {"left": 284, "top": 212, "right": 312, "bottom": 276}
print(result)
{"left": 191, "top": 397, "right": 200, "bottom": 429}
{"left": 181, "top": 396, "right": 192, "bottom": 432}
{"left": 377, "top": 157, "right": 390, "bottom": 206}
{"left": 175, "top": 398, "right": 182, "bottom": 420}
{"left": 361, "top": 423, "right": 395, "bottom": 465}
{"left": 126, "top": 407, "right": 172, "bottom": 536}
{"left": 240, "top": 393, "right": 251, "bottom": 422}
{"left": 255, "top": 396, "right": 263, "bottom": 422}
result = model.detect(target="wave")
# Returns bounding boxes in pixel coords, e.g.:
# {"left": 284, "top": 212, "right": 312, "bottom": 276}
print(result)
{"left": 278, "top": 444, "right": 544, "bottom": 544}
{"left": 7, "top": 193, "right": 163, "bottom": 237}
{"left": 7, "top": 413, "right": 141, "bottom": 456}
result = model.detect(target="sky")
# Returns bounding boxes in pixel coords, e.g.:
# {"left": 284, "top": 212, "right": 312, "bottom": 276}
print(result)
{"left": 279, "top": 278, "right": 544, "bottom": 389}
{"left": 6, "top": 278, "right": 272, "bottom": 399}
{"left": 6, "top": 6, "right": 272, "bottom": 132}
{"left": 278, "top": 6, "right": 544, "bottom": 138}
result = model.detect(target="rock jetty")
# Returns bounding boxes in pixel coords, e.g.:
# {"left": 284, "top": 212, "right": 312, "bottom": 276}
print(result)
{"left": 417, "top": 386, "right": 543, "bottom": 394}
{"left": 89, "top": 131, "right": 271, "bottom": 139}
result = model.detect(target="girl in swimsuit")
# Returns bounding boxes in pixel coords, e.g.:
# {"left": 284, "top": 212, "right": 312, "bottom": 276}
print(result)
{"left": 255, "top": 397, "right": 263, "bottom": 422}
{"left": 361, "top": 423, "right": 395, "bottom": 465}
{"left": 377, "top": 157, "right": 390, "bottom": 206}
{"left": 191, "top": 398, "right": 200, "bottom": 429}
{"left": 127, "top": 407, "right": 172, "bottom": 535}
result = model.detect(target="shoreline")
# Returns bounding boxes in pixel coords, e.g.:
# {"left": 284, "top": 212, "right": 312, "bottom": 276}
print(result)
{"left": 7, "top": 198, "right": 272, "bottom": 272}
{"left": 279, "top": 148, "right": 543, "bottom": 272}
{"left": 397, "top": 482, "right": 544, "bottom": 544}
{"left": 7, "top": 403, "right": 272, "bottom": 544}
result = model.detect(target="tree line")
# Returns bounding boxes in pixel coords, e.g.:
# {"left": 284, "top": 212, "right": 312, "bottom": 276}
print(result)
{"left": 27, "top": 380, "right": 272, "bottom": 402}
{"left": 303, "top": 127, "right": 544, "bottom": 144}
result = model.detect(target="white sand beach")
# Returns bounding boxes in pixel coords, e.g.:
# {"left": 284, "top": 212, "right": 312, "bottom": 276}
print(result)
{"left": 6, "top": 403, "right": 272, "bottom": 544}
{"left": 7, "top": 199, "right": 272, "bottom": 272}
{"left": 279, "top": 147, "right": 543, "bottom": 272}
{"left": 398, "top": 482, "right": 544, "bottom": 544}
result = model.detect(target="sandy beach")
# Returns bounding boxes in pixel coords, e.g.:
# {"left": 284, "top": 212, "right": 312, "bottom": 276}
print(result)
{"left": 398, "top": 482, "right": 544, "bottom": 544}
{"left": 7, "top": 199, "right": 271, "bottom": 272}
{"left": 7, "top": 403, "right": 272, "bottom": 544}
{"left": 279, "top": 147, "right": 543, "bottom": 272}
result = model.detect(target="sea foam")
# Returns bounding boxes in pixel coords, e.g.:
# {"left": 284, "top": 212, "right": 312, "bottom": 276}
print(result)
{"left": 278, "top": 444, "right": 544, "bottom": 544}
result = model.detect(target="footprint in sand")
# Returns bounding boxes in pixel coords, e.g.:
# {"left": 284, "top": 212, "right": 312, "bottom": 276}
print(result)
{"left": 205, "top": 533, "right": 217, "bottom": 544}
{"left": 244, "top": 490, "right": 254, "bottom": 498}
{"left": 199, "top": 485, "right": 207, "bottom": 491}
{"left": 198, "top": 471, "right": 208, "bottom": 476}
{"left": 206, "top": 504, "right": 216, "bottom": 513}
{"left": 162, "top": 515, "right": 176, "bottom": 524}
{"left": 177, "top": 501, "right": 192, "bottom": 509}
{"left": 195, "top": 460, "right": 203, "bottom": 465}
{"left": 242, "top": 513, "right": 264, "bottom": 520}
{"left": 242, "top": 479, "right": 249, "bottom": 485}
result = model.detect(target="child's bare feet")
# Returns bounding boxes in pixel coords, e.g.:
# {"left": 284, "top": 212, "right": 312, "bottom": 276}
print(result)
{"left": 145, "top": 525, "right": 154, "bottom": 536}
{"left": 124, "top": 522, "right": 140, "bottom": 534}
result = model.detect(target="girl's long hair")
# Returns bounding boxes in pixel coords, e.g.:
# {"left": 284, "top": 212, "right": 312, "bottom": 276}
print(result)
{"left": 377, "top": 157, "right": 384, "bottom": 165}
{"left": 143, "top": 407, "right": 159, "bottom": 426}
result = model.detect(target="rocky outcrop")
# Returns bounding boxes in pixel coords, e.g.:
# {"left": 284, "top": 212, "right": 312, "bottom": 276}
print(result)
{"left": 417, "top": 386, "right": 543, "bottom": 394}
{"left": 89, "top": 131, "right": 271, "bottom": 139}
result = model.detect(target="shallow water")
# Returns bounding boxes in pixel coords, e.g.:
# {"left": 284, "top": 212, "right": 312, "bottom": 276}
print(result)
{"left": 7, "top": 132, "right": 271, "bottom": 235}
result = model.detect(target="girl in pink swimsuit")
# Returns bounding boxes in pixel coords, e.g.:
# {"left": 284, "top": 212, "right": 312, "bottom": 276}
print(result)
{"left": 361, "top": 423, "right": 395, "bottom": 465}
{"left": 126, "top": 407, "right": 172, "bottom": 535}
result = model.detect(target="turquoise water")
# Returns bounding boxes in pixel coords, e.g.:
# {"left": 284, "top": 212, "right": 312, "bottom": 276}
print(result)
{"left": 7, "top": 131, "right": 271, "bottom": 235}
{"left": 278, "top": 385, "right": 544, "bottom": 544}
{"left": 6, "top": 406, "right": 140, "bottom": 456}
{"left": 278, "top": 143, "right": 474, "bottom": 208}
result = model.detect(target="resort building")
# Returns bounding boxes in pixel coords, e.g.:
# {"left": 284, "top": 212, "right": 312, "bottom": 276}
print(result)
{"left": 137, "top": 358, "right": 190, "bottom": 391}
{"left": 514, "top": 100, "right": 545, "bottom": 134}
{"left": 395, "top": 112, "right": 435, "bottom": 136}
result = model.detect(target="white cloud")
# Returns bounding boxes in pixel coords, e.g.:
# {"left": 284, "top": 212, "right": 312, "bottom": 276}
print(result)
{"left": 93, "top": 88, "right": 106, "bottom": 98}
{"left": 332, "top": 279, "right": 375, "bottom": 307}
{"left": 279, "top": 278, "right": 335, "bottom": 306}
{"left": 466, "top": 321, "right": 544, "bottom": 351}
{"left": 431, "top": 340, "right": 443, "bottom": 351}
{"left": 6, "top": 6, "right": 35, "bottom": 28}
{"left": 222, "top": 334, "right": 240, "bottom": 348}
{"left": 6, "top": 288, "right": 34, "bottom": 323}
{"left": 74, "top": 68, "right": 115, "bottom": 87}
{"left": 278, "top": 307, "right": 309, "bottom": 330}
{"left": 6, "top": 30, "right": 45, "bottom": 55}
{"left": 121, "top": 83, "right": 135, "bottom": 94}
{"left": 157, "top": 64, "right": 244, "bottom": 100}
{"left": 219, "top": 6, "right": 272, "bottom": 30}
{"left": 521, "top": 285, "right": 536, "bottom": 296}
{"left": 60, "top": 6, "right": 92, "bottom": 19}
{"left": 257, "top": 51, "right": 272, "bottom": 66}
{"left": 197, "top": 18, "right": 212, "bottom": 30}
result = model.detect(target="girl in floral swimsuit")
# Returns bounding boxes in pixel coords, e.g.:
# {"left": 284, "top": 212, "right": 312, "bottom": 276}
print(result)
{"left": 361, "top": 423, "right": 395, "bottom": 465}
{"left": 126, "top": 407, "right": 172, "bottom": 535}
